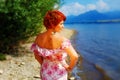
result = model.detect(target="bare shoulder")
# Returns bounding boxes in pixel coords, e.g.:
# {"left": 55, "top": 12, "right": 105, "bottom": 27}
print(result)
{"left": 35, "top": 33, "right": 41, "bottom": 39}
{"left": 34, "top": 32, "right": 69, "bottom": 49}
{"left": 52, "top": 33, "right": 68, "bottom": 42}
{"left": 34, "top": 32, "right": 45, "bottom": 43}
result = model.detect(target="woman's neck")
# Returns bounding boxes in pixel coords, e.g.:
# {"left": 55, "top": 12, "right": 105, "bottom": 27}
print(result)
{"left": 46, "top": 29, "right": 56, "bottom": 35}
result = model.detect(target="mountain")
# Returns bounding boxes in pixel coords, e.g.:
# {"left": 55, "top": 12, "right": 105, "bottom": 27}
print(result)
{"left": 65, "top": 10, "right": 120, "bottom": 23}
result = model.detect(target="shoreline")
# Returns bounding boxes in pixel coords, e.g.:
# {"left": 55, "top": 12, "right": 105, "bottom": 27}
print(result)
{"left": 62, "top": 28, "right": 112, "bottom": 80}
{"left": 76, "top": 56, "right": 112, "bottom": 80}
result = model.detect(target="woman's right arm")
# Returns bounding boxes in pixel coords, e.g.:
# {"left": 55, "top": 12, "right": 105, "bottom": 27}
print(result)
{"left": 34, "top": 51, "right": 43, "bottom": 65}
{"left": 31, "top": 43, "right": 43, "bottom": 65}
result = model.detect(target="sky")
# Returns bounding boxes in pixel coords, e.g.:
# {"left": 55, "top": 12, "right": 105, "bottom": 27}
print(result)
{"left": 59, "top": 0, "right": 120, "bottom": 16}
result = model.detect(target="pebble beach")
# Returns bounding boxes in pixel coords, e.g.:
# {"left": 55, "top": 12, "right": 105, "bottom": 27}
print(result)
{"left": 0, "top": 28, "right": 76, "bottom": 80}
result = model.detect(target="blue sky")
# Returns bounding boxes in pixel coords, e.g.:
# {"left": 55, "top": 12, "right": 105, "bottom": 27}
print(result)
{"left": 59, "top": 0, "right": 120, "bottom": 16}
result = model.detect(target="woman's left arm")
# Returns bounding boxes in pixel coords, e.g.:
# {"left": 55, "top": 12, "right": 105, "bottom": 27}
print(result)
{"left": 64, "top": 45, "right": 79, "bottom": 71}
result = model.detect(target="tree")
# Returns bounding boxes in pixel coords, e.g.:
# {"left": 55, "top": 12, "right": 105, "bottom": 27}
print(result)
{"left": 0, "top": 0, "right": 60, "bottom": 54}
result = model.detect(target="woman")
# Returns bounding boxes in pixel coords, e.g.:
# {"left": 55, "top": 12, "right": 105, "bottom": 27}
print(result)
{"left": 31, "top": 10, "right": 78, "bottom": 80}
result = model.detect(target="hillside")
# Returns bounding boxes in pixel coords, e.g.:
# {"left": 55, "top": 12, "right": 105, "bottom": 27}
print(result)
{"left": 65, "top": 10, "right": 120, "bottom": 23}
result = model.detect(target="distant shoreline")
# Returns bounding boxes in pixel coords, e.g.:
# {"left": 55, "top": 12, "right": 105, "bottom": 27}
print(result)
{"left": 65, "top": 21, "right": 120, "bottom": 24}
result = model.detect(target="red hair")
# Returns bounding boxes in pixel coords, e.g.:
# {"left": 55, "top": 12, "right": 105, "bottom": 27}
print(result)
{"left": 43, "top": 10, "right": 66, "bottom": 29}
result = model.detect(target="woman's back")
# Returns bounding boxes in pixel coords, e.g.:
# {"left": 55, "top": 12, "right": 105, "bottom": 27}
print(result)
{"left": 35, "top": 32, "right": 65, "bottom": 49}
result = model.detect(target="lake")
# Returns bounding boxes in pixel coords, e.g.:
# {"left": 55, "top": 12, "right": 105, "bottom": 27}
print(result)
{"left": 65, "top": 23, "right": 120, "bottom": 80}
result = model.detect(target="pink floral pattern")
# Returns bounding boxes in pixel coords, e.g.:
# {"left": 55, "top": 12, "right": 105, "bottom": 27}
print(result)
{"left": 31, "top": 40, "right": 71, "bottom": 80}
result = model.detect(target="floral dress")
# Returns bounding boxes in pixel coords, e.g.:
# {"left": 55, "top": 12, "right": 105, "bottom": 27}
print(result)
{"left": 31, "top": 40, "right": 71, "bottom": 80}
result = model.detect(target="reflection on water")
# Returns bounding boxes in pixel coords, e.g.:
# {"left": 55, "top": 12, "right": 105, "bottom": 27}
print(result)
{"left": 65, "top": 23, "right": 120, "bottom": 80}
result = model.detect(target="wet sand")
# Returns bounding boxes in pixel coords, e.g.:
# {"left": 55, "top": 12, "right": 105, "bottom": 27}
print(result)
{"left": 74, "top": 56, "right": 112, "bottom": 80}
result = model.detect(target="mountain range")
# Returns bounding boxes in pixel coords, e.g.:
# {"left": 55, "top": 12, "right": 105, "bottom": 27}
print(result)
{"left": 65, "top": 10, "right": 120, "bottom": 23}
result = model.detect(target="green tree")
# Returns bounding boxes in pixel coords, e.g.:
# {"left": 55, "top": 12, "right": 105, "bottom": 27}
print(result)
{"left": 0, "top": 0, "right": 60, "bottom": 54}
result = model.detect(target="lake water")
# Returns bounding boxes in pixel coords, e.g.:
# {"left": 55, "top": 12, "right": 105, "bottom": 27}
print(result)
{"left": 65, "top": 23, "right": 120, "bottom": 80}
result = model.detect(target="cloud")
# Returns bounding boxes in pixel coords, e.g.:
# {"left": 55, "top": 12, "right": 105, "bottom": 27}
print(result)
{"left": 59, "top": 2, "right": 86, "bottom": 16}
{"left": 86, "top": 4, "right": 96, "bottom": 11}
{"left": 59, "top": 0, "right": 110, "bottom": 16}
{"left": 104, "top": 0, "right": 120, "bottom": 10}
{"left": 96, "top": 0, "right": 109, "bottom": 12}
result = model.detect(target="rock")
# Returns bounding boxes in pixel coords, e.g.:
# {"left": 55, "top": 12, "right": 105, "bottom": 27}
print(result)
{"left": 22, "top": 78, "right": 28, "bottom": 80}
{"left": 0, "top": 69, "right": 3, "bottom": 74}
{"left": 69, "top": 76, "right": 75, "bottom": 80}
{"left": 34, "top": 74, "right": 40, "bottom": 78}
{"left": 18, "top": 62, "right": 25, "bottom": 67}
{"left": 6, "top": 55, "right": 12, "bottom": 60}
{"left": 21, "top": 62, "right": 25, "bottom": 65}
